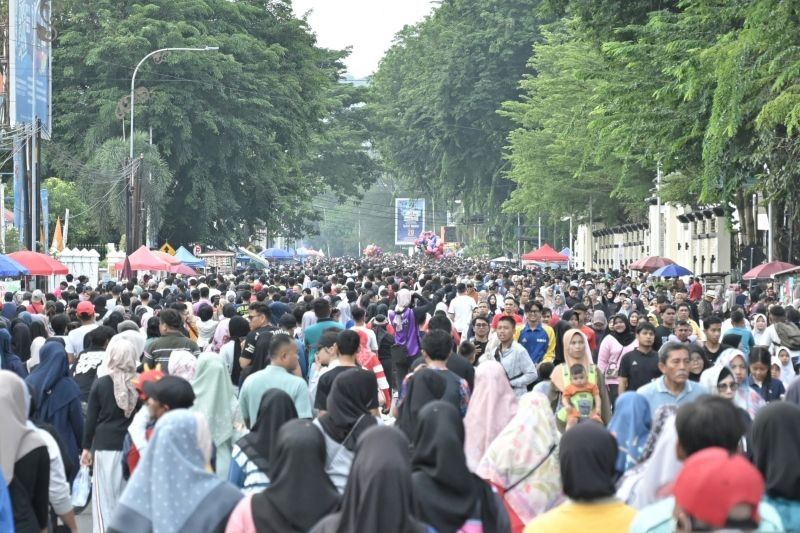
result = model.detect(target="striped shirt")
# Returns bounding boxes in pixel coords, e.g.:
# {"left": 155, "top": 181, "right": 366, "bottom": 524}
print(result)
{"left": 228, "top": 444, "right": 270, "bottom": 495}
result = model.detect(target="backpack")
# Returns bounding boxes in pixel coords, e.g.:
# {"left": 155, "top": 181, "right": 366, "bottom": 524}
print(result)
{"left": 774, "top": 322, "right": 800, "bottom": 350}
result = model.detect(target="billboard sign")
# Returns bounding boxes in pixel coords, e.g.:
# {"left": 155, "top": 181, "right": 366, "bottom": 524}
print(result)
{"left": 9, "top": 0, "right": 53, "bottom": 138}
{"left": 395, "top": 198, "right": 425, "bottom": 245}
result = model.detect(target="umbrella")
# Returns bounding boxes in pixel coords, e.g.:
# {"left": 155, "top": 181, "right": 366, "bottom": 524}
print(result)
{"left": 743, "top": 261, "right": 797, "bottom": 280}
{"left": 9, "top": 251, "right": 69, "bottom": 275}
{"left": 0, "top": 254, "right": 29, "bottom": 276}
{"left": 653, "top": 264, "right": 693, "bottom": 278}
{"left": 629, "top": 256, "right": 675, "bottom": 272}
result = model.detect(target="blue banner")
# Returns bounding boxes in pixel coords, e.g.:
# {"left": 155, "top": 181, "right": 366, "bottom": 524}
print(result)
{"left": 9, "top": 0, "right": 52, "bottom": 137}
{"left": 395, "top": 198, "right": 425, "bottom": 245}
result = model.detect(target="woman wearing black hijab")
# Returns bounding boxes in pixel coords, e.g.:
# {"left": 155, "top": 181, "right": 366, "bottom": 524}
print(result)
{"left": 552, "top": 320, "right": 572, "bottom": 366}
{"left": 226, "top": 419, "right": 340, "bottom": 533}
{"left": 11, "top": 321, "right": 32, "bottom": 362}
{"left": 313, "top": 368, "right": 378, "bottom": 492}
{"left": 395, "top": 368, "right": 447, "bottom": 442}
{"left": 412, "top": 401, "right": 509, "bottom": 532}
{"left": 226, "top": 315, "right": 250, "bottom": 386}
{"left": 526, "top": 422, "right": 636, "bottom": 531}
{"left": 311, "top": 426, "right": 429, "bottom": 533}
{"left": 751, "top": 402, "right": 800, "bottom": 531}
{"left": 229, "top": 389, "right": 297, "bottom": 494}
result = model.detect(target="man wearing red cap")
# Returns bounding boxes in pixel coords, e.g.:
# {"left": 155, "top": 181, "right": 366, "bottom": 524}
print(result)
{"left": 672, "top": 447, "right": 765, "bottom": 531}
{"left": 65, "top": 300, "right": 98, "bottom": 361}
{"left": 628, "top": 396, "right": 785, "bottom": 532}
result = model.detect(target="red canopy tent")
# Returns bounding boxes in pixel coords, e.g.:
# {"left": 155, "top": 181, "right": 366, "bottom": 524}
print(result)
{"left": 114, "top": 245, "right": 171, "bottom": 272}
{"left": 521, "top": 244, "right": 569, "bottom": 263}
{"left": 9, "top": 251, "right": 69, "bottom": 275}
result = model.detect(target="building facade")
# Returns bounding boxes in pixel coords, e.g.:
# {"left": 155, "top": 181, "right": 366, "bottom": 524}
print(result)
{"left": 573, "top": 204, "right": 731, "bottom": 274}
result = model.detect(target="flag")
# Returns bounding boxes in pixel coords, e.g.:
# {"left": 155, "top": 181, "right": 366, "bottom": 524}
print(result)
{"left": 51, "top": 216, "right": 64, "bottom": 252}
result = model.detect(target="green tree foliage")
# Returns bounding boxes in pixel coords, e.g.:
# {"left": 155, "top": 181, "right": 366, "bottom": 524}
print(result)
{"left": 501, "top": 0, "right": 800, "bottom": 260}
{"left": 48, "top": 0, "right": 375, "bottom": 246}
{"left": 370, "top": 0, "right": 549, "bottom": 225}
{"left": 501, "top": 20, "right": 653, "bottom": 224}
{"left": 42, "top": 177, "right": 95, "bottom": 243}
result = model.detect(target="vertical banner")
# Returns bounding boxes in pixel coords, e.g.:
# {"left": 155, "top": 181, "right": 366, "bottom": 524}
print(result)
{"left": 40, "top": 187, "right": 48, "bottom": 251}
{"left": 395, "top": 198, "right": 425, "bottom": 245}
{"left": 13, "top": 137, "right": 25, "bottom": 244}
{"left": 9, "top": 0, "right": 53, "bottom": 137}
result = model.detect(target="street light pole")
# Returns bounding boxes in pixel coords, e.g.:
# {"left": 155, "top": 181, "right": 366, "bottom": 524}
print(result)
{"left": 126, "top": 45, "right": 219, "bottom": 254}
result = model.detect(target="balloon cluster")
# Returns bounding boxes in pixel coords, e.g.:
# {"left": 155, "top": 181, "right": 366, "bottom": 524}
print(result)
{"left": 415, "top": 231, "right": 444, "bottom": 259}
{"left": 363, "top": 244, "right": 383, "bottom": 258}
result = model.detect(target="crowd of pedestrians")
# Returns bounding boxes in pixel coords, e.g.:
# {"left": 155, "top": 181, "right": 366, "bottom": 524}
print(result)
{"left": 1, "top": 259, "right": 800, "bottom": 532}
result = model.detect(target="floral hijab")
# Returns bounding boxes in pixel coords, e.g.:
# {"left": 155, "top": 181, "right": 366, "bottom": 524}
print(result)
{"left": 476, "top": 392, "right": 561, "bottom": 522}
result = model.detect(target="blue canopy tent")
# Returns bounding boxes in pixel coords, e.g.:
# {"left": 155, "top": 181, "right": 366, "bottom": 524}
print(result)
{"left": 0, "top": 254, "right": 29, "bottom": 276}
{"left": 174, "top": 246, "right": 206, "bottom": 268}
{"left": 259, "top": 247, "right": 293, "bottom": 261}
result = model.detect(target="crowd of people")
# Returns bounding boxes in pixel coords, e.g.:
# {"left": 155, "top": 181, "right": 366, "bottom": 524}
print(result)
{"left": 2, "top": 258, "right": 800, "bottom": 532}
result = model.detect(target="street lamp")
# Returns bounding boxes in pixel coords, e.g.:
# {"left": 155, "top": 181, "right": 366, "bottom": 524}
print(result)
{"left": 126, "top": 45, "right": 219, "bottom": 253}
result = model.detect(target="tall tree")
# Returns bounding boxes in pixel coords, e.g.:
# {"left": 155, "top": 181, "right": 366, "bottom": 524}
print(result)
{"left": 370, "top": 0, "right": 549, "bottom": 228}
{"left": 48, "top": 0, "right": 374, "bottom": 246}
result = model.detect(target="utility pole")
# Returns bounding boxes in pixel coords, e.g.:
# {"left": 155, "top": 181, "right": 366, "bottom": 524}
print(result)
{"left": 357, "top": 207, "right": 362, "bottom": 257}
{"left": 655, "top": 161, "right": 663, "bottom": 256}
{"left": 517, "top": 213, "right": 521, "bottom": 263}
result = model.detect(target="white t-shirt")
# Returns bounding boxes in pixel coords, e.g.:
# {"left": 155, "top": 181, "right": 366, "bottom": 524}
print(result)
{"left": 351, "top": 325, "right": 378, "bottom": 352}
{"left": 66, "top": 323, "right": 98, "bottom": 356}
{"left": 448, "top": 294, "right": 476, "bottom": 334}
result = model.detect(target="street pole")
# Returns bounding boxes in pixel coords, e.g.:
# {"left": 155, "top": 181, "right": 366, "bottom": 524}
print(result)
{"left": 538, "top": 216, "right": 541, "bottom": 248}
{"left": 127, "top": 45, "right": 218, "bottom": 254}
{"left": 656, "top": 161, "right": 663, "bottom": 256}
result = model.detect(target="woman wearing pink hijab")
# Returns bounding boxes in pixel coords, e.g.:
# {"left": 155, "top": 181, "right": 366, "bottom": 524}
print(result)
{"left": 464, "top": 360, "right": 519, "bottom": 471}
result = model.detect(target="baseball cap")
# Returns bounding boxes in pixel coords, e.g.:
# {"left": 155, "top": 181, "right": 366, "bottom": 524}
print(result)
{"left": 31, "top": 289, "right": 44, "bottom": 302}
{"left": 142, "top": 375, "right": 195, "bottom": 409}
{"left": 76, "top": 300, "right": 95, "bottom": 316}
{"left": 673, "top": 447, "right": 764, "bottom": 528}
{"left": 132, "top": 368, "right": 165, "bottom": 400}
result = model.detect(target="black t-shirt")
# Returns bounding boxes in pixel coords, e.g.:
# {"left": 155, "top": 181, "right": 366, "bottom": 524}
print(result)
{"left": 702, "top": 342, "right": 731, "bottom": 365}
{"left": 654, "top": 326, "right": 673, "bottom": 351}
{"left": 314, "top": 365, "right": 379, "bottom": 411}
{"left": 241, "top": 326, "right": 275, "bottom": 362}
{"left": 446, "top": 354, "right": 475, "bottom": 392}
{"left": 470, "top": 338, "right": 489, "bottom": 365}
{"left": 619, "top": 349, "right": 662, "bottom": 391}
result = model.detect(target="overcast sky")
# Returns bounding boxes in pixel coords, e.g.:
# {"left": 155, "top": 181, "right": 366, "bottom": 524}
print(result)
{"left": 292, "top": 0, "right": 437, "bottom": 79}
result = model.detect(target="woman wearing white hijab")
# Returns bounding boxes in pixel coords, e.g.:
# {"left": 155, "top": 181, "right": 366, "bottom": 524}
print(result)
{"left": 703, "top": 348, "right": 764, "bottom": 419}
{"left": 81, "top": 338, "right": 140, "bottom": 533}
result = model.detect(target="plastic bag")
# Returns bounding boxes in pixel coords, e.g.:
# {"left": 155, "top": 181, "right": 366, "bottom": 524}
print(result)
{"left": 71, "top": 466, "right": 91, "bottom": 508}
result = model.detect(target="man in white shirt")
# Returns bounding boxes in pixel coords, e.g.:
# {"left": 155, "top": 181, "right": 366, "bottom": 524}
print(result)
{"left": 66, "top": 300, "right": 98, "bottom": 360}
{"left": 448, "top": 282, "right": 476, "bottom": 338}
{"left": 350, "top": 307, "right": 378, "bottom": 352}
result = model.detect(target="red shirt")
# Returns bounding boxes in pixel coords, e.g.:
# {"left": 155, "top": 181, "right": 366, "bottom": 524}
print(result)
{"left": 689, "top": 282, "right": 703, "bottom": 302}
{"left": 491, "top": 312, "right": 523, "bottom": 330}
